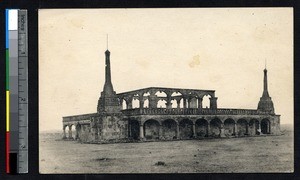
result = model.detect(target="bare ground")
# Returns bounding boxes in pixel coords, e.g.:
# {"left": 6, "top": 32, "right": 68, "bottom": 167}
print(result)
{"left": 39, "top": 124, "right": 293, "bottom": 174}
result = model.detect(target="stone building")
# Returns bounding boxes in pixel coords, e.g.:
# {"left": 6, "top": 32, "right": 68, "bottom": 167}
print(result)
{"left": 62, "top": 48, "right": 281, "bottom": 143}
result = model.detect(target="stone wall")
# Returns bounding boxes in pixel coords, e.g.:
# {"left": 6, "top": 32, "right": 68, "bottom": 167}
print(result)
{"left": 63, "top": 113, "right": 281, "bottom": 143}
{"left": 100, "top": 115, "right": 128, "bottom": 141}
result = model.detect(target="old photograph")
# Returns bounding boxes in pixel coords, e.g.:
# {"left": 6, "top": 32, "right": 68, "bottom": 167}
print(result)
{"left": 39, "top": 8, "right": 293, "bottom": 173}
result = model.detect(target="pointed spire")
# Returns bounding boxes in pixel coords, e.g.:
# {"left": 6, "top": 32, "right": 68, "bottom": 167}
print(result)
{"left": 97, "top": 39, "right": 120, "bottom": 114}
{"left": 263, "top": 65, "right": 269, "bottom": 97}
{"left": 258, "top": 65, "right": 274, "bottom": 113}
{"left": 103, "top": 35, "right": 113, "bottom": 95}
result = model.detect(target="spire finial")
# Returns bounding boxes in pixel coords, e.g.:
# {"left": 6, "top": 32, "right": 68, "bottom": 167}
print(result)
{"left": 106, "top": 34, "right": 108, "bottom": 50}
{"left": 265, "top": 59, "right": 267, "bottom": 69}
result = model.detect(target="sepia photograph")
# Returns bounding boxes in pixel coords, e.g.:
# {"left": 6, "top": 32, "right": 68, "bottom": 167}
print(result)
{"left": 38, "top": 8, "right": 293, "bottom": 173}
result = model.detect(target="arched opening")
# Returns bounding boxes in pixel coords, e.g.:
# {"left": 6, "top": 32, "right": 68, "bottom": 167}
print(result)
{"left": 224, "top": 119, "right": 235, "bottom": 137}
{"left": 122, "top": 99, "right": 127, "bottom": 110}
{"left": 63, "top": 125, "right": 69, "bottom": 138}
{"left": 195, "top": 119, "right": 208, "bottom": 137}
{"left": 162, "top": 119, "right": 177, "bottom": 140}
{"left": 171, "top": 92, "right": 182, "bottom": 96}
{"left": 171, "top": 99, "right": 177, "bottom": 108}
{"left": 132, "top": 98, "right": 140, "bottom": 108}
{"left": 202, "top": 95, "right": 211, "bottom": 109}
{"left": 179, "top": 99, "right": 184, "bottom": 108}
{"left": 129, "top": 119, "right": 140, "bottom": 140}
{"left": 261, "top": 119, "right": 270, "bottom": 134}
{"left": 179, "top": 119, "right": 193, "bottom": 139}
{"left": 144, "top": 119, "right": 160, "bottom": 140}
{"left": 143, "top": 99, "right": 149, "bottom": 108}
{"left": 210, "top": 118, "right": 222, "bottom": 137}
{"left": 143, "top": 92, "right": 150, "bottom": 96}
{"left": 155, "top": 91, "right": 167, "bottom": 97}
{"left": 237, "top": 119, "right": 248, "bottom": 137}
{"left": 70, "top": 124, "right": 76, "bottom": 139}
{"left": 249, "top": 119, "right": 260, "bottom": 135}
{"left": 157, "top": 99, "right": 167, "bottom": 108}
{"left": 189, "top": 97, "right": 198, "bottom": 108}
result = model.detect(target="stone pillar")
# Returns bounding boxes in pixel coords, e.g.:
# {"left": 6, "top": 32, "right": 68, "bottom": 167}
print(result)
{"left": 166, "top": 100, "right": 172, "bottom": 109}
{"left": 63, "top": 127, "right": 67, "bottom": 139}
{"left": 207, "top": 122, "right": 211, "bottom": 137}
{"left": 94, "top": 127, "right": 98, "bottom": 140}
{"left": 183, "top": 98, "right": 187, "bottom": 109}
{"left": 198, "top": 98, "right": 203, "bottom": 109}
{"left": 75, "top": 127, "right": 78, "bottom": 140}
{"left": 128, "top": 121, "right": 132, "bottom": 138}
{"left": 187, "top": 98, "right": 191, "bottom": 108}
{"left": 68, "top": 126, "right": 72, "bottom": 139}
{"left": 234, "top": 123, "right": 238, "bottom": 137}
{"left": 127, "top": 100, "right": 132, "bottom": 109}
{"left": 149, "top": 94, "right": 157, "bottom": 108}
{"left": 139, "top": 97, "right": 144, "bottom": 109}
{"left": 209, "top": 97, "right": 218, "bottom": 110}
{"left": 176, "top": 99, "right": 181, "bottom": 109}
{"left": 246, "top": 122, "right": 249, "bottom": 135}
{"left": 258, "top": 122, "right": 262, "bottom": 134}
{"left": 159, "top": 124, "right": 163, "bottom": 139}
{"left": 192, "top": 122, "right": 196, "bottom": 138}
{"left": 176, "top": 123, "right": 180, "bottom": 139}
{"left": 139, "top": 123, "right": 144, "bottom": 140}
{"left": 220, "top": 123, "right": 225, "bottom": 138}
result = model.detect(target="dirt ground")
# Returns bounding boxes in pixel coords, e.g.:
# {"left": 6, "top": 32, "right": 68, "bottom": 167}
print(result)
{"left": 39, "top": 124, "right": 293, "bottom": 174}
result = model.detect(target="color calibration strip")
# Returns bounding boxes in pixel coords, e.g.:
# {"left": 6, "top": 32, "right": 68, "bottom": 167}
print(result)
{"left": 6, "top": 9, "right": 28, "bottom": 174}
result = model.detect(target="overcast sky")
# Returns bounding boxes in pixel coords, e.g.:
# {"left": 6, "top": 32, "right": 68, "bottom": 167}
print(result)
{"left": 39, "top": 8, "right": 293, "bottom": 131}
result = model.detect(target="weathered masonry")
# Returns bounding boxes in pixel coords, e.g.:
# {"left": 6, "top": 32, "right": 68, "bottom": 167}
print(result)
{"left": 62, "top": 48, "right": 280, "bottom": 143}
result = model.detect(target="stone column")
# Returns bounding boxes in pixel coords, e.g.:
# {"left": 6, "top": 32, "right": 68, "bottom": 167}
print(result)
{"left": 139, "top": 123, "right": 144, "bottom": 140}
{"left": 127, "top": 100, "right": 132, "bottom": 109}
{"left": 63, "top": 127, "right": 67, "bottom": 139}
{"left": 94, "top": 127, "right": 98, "bottom": 140}
{"left": 209, "top": 97, "right": 218, "bottom": 110}
{"left": 128, "top": 121, "right": 131, "bottom": 138}
{"left": 258, "top": 122, "right": 262, "bottom": 134}
{"left": 139, "top": 96, "right": 144, "bottom": 109}
{"left": 198, "top": 98, "right": 203, "bottom": 109}
{"left": 176, "top": 99, "right": 181, "bottom": 109}
{"left": 246, "top": 122, "right": 249, "bottom": 135}
{"left": 192, "top": 122, "right": 196, "bottom": 138}
{"left": 176, "top": 123, "right": 180, "bottom": 139}
{"left": 149, "top": 94, "right": 157, "bottom": 108}
{"left": 68, "top": 126, "right": 72, "bottom": 139}
{"left": 234, "top": 123, "right": 238, "bottom": 137}
{"left": 75, "top": 126, "right": 78, "bottom": 140}
{"left": 207, "top": 122, "right": 211, "bottom": 137}
{"left": 183, "top": 98, "right": 187, "bottom": 109}
{"left": 220, "top": 123, "right": 225, "bottom": 138}
{"left": 166, "top": 100, "right": 172, "bottom": 109}
{"left": 187, "top": 98, "right": 191, "bottom": 108}
{"left": 159, "top": 124, "right": 163, "bottom": 139}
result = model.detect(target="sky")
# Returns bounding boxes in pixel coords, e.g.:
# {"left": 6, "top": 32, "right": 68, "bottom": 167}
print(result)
{"left": 39, "top": 8, "right": 293, "bottom": 131}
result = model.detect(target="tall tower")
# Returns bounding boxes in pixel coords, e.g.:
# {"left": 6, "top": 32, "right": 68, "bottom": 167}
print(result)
{"left": 257, "top": 67, "right": 274, "bottom": 114}
{"left": 97, "top": 41, "right": 121, "bottom": 113}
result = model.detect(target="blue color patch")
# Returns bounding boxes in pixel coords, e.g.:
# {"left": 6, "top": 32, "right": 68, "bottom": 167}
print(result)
{"left": 6, "top": 9, "right": 9, "bottom": 49}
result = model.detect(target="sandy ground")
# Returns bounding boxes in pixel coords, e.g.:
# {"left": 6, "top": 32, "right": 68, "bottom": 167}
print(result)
{"left": 39, "top": 124, "right": 293, "bottom": 174}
